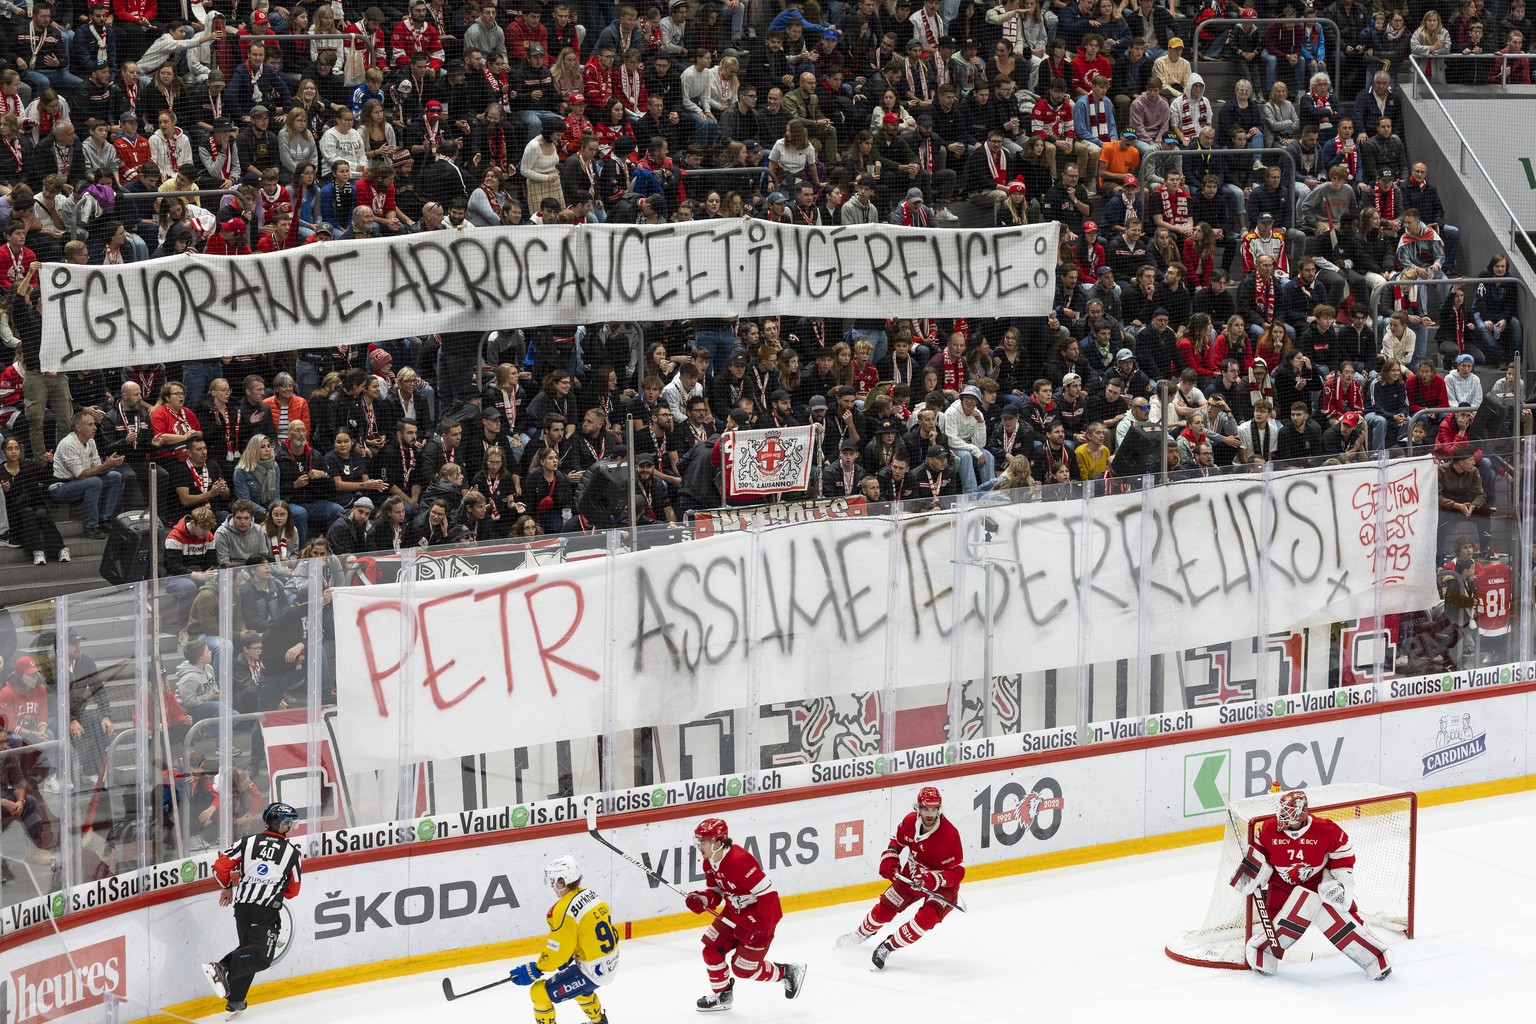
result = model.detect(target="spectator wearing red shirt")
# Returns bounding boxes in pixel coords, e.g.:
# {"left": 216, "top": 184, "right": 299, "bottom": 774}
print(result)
{"left": 149, "top": 380, "right": 202, "bottom": 462}
{"left": 204, "top": 216, "right": 251, "bottom": 255}
{"left": 392, "top": 0, "right": 445, "bottom": 69}
{"left": 506, "top": 4, "right": 548, "bottom": 61}
{"left": 1070, "top": 36, "right": 1113, "bottom": 96}
{"left": 0, "top": 220, "right": 35, "bottom": 291}
{"left": 1407, "top": 357, "right": 1450, "bottom": 426}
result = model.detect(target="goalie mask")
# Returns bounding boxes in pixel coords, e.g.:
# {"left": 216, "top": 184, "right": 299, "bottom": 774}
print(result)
{"left": 1277, "top": 789, "right": 1309, "bottom": 832}
{"left": 545, "top": 855, "right": 581, "bottom": 892}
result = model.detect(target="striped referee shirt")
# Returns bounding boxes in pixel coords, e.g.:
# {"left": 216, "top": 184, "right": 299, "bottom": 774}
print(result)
{"left": 215, "top": 831, "right": 303, "bottom": 909}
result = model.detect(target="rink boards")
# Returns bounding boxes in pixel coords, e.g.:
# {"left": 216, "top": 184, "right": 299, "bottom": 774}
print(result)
{"left": 1, "top": 667, "right": 1534, "bottom": 1024}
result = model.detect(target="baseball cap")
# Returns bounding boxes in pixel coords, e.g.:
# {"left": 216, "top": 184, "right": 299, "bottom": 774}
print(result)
{"left": 807, "top": 395, "right": 828, "bottom": 410}
{"left": 634, "top": 450, "right": 657, "bottom": 465}
{"left": 1083, "top": 220, "right": 1098, "bottom": 232}
{"left": 211, "top": 116, "right": 235, "bottom": 132}
{"left": 1341, "top": 412, "right": 1361, "bottom": 427}
{"left": 1115, "top": 348, "right": 1134, "bottom": 361}
{"left": 729, "top": 409, "right": 751, "bottom": 424}
{"left": 526, "top": 42, "right": 546, "bottom": 57}
{"left": 480, "top": 405, "right": 503, "bottom": 420}
{"left": 252, "top": 8, "right": 268, "bottom": 22}
{"left": 1257, "top": 212, "right": 1274, "bottom": 222}
{"left": 568, "top": 91, "right": 585, "bottom": 103}
{"left": 767, "top": 191, "right": 788, "bottom": 204}
{"left": 906, "top": 187, "right": 924, "bottom": 201}
{"left": 770, "top": 388, "right": 791, "bottom": 401}
{"left": 1096, "top": 265, "right": 1113, "bottom": 277}
{"left": 926, "top": 445, "right": 948, "bottom": 460}
{"left": 353, "top": 496, "right": 375, "bottom": 510}
{"left": 222, "top": 217, "right": 246, "bottom": 232}
{"left": 1001, "top": 406, "right": 1020, "bottom": 418}
{"left": 1457, "top": 353, "right": 1475, "bottom": 363}
{"left": 1168, "top": 36, "right": 1184, "bottom": 47}
{"left": 882, "top": 112, "right": 900, "bottom": 124}
{"left": 426, "top": 99, "right": 444, "bottom": 113}
{"left": 12, "top": 656, "right": 37, "bottom": 674}
{"left": 1123, "top": 174, "right": 1139, "bottom": 188}
{"left": 961, "top": 385, "right": 982, "bottom": 399}
{"left": 916, "top": 113, "right": 933, "bottom": 127}
{"left": 1062, "top": 372, "right": 1081, "bottom": 386}
{"left": 1162, "top": 131, "right": 1179, "bottom": 144}
{"left": 839, "top": 438, "right": 860, "bottom": 452}
{"left": 249, "top": 104, "right": 269, "bottom": 117}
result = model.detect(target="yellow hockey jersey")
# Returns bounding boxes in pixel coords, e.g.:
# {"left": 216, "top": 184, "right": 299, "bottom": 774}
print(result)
{"left": 539, "top": 886, "right": 620, "bottom": 980}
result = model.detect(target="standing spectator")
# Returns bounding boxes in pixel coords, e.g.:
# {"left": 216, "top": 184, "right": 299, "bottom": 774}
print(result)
{"left": 1, "top": 435, "right": 66, "bottom": 564}
{"left": 49, "top": 410, "right": 125, "bottom": 541}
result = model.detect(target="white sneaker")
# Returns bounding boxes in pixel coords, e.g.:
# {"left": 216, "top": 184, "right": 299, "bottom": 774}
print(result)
{"left": 32, "top": 550, "right": 45, "bottom": 565}
{"left": 58, "top": 547, "right": 70, "bottom": 562}
{"left": 41, "top": 775, "right": 59, "bottom": 794}
{"left": 936, "top": 207, "right": 959, "bottom": 223}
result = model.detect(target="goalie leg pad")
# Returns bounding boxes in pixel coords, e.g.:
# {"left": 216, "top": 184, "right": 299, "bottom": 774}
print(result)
{"left": 1321, "top": 903, "right": 1391, "bottom": 979}
{"left": 1273, "top": 888, "right": 1321, "bottom": 950}
{"left": 1245, "top": 932, "right": 1279, "bottom": 975}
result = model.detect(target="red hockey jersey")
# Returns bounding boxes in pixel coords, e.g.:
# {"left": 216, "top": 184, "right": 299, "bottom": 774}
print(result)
{"left": 1475, "top": 561, "right": 1512, "bottom": 636}
{"left": 701, "top": 844, "right": 783, "bottom": 930}
{"left": 1250, "top": 815, "right": 1354, "bottom": 913}
{"left": 880, "top": 811, "right": 966, "bottom": 891}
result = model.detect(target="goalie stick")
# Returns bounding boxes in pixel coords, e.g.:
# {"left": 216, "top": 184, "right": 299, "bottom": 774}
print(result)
{"left": 585, "top": 801, "right": 720, "bottom": 917}
{"left": 1227, "top": 807, "right": 1282, "bottom": 962}
{"left": 894, "top": 873, "right": 967, "bottom": 914}
{"left": 441, "top": 975, "right": 516, "bottom": 1001}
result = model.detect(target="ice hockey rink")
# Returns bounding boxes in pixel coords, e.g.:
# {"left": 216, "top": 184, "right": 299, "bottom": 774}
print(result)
{"left": 193, "top": 790, "right": 1535, "bottom": 1024}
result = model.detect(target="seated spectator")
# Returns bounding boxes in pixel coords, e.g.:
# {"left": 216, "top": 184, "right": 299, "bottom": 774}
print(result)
{"left": 325, "top": 495, "right": 375, "bottom": 560}
{"left": 277, "top": 420, "right": 343, "bottom": 539}
{"left": 0, "top": 656, "right": 54, "bottom": 793}
{"left": 48, "top": 410, "right": 125, "bottom": 541}
{"left": 262, "top": 501, "right": 303, "bottom": 572}
{"left": 0, "top": 715, "right": 56, "bottom": 866}
{"left": 162, "top": 506, "right": 219, "bottom": 625}
{"left": 215, "top": 499, "right": 269, "bottom": 565}
{"left": 1, "top": 435, "right": 66, "bottom": 565}
{"left": 168, "top": 436, "right": 231, "bottom": 522}
{"left": 1445, "top": 354, "right": 1484, "bottom": 408}
{"left": 172, "top": 639, "right": 222, "bottom": 723}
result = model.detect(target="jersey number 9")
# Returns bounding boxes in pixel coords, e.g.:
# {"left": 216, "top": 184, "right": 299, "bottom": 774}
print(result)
{"left": 595, "top": 919, "right": 618, "bottom": 953}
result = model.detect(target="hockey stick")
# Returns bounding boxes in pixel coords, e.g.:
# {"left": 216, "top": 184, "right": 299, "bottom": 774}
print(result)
{"left": 894, "top": 873, "right": 968, "bottom": 914}
{"left": 441, "top": 975, "right": 516, "bottom": 1001}
{"left": 585, "top": 801, "right": 720, "bottom": 917}
{"left": 1227, "top": 808, "right": 1283, "bottom": 962}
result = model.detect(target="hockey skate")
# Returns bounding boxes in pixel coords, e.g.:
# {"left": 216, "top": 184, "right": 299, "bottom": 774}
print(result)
{"left": 202, "top": 962, "right": 228, "bottom": 999}
{"left": 224, "top": 999, "right": 247, "bottom": 1019}
{"left": 696, "top": 980, "right": 733, "bottom": 1011}
{"left": 836, "top": 929, "right": 872, "bottom": 948}
{"left": 871, "top": 939, "right": 895, "bottom": 970}
{"left": 779, "top": 962, "right": 807, "bottom": 999}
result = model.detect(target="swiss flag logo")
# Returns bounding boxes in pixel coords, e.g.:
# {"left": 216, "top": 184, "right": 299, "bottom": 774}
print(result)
{"left": 833, "top": 821, "right": 864, "bottom": 859}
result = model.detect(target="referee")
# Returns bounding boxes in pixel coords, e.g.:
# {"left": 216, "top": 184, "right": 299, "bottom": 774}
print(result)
{"left": 203, "top": 802, "right": 303, "bottom": 1016}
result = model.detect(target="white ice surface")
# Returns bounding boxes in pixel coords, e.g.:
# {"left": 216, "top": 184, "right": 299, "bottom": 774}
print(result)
{"left": 197, "top": 791, "right": 1536, "bottom": 1023}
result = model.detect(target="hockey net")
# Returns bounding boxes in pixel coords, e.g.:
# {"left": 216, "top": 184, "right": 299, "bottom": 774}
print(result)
{"left": 1165, "top": 783, "right": 1417, "bottom": 969}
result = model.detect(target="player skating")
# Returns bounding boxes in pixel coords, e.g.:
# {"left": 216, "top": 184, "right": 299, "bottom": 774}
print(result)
{"left": 837, "top": 786, "right": 965, "bottom": 969}
{"left": 1230, "top": 790, "right": 1392, "bottom": 979}
{"left": 685, "top": 817, "right": 807, "bottom": 1011}
{"left": 203, "top": 802, "right": 303, "bottom": 1017}
{"left": 507, "top": 855, "right": 620, "bottom": 1024}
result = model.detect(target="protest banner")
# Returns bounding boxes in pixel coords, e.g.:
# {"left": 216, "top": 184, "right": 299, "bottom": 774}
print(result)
{"left": 330, "top": 460, "right": 1440, "bottom": 768}
{"left": 39, "top": 221, "right": 1056, "bottom": 371}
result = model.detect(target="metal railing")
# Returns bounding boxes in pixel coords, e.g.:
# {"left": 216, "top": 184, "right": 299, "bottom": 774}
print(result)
{"left": 1190, "top": 17, "right": 1342, "bottom": 90}
{"left": 1405, "top": 55, "right": 1532, "bottom": 258}
{"left": 1367, "top": 274, "right": 1532, "bottom": 355}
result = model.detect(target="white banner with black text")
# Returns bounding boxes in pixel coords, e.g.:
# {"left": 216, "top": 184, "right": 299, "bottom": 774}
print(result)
{"left": 331, "top": 459, "right": 1441, "bottom": 769}
{"left": 38, "top": 221, "right": 1057, "bottom": 371}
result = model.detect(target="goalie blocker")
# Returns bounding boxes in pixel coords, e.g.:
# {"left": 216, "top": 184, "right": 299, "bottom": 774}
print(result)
{"left": 1229, "top": 790, "right": 1392, "bottom": 980}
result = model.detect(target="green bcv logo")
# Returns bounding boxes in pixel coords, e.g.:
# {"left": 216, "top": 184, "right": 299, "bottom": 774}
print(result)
{"left": 650, "top": 787, "right": 667, "bottom": 808}
{"left": 875, "top": 756, "right": 887, "bottom": 775}
{"left": 1500, "top": 666, "right": 1512, "bottom": 684}
{"left": 1272, "top": 698, "right": 1287, "bottom": 717}
{"left": 181, "top": 859, "right": 198, "bottom": 883}
{"left": 725, "top": 777, "right": 742, "bottom": 797}
{"left": 944, "top": 744, "right": 957, "bottom": 764}
{"left": 1145, "top": 717, "right": 1160, "bottom": 736}
{"left": 417, "top": 819, "right": 436, "bottom": 841}
{"left": 51, "top": 893, "right": 65, "bottom": 917}
{"left": 1335, "top": 691, "right": 1349, "bottom": 709}
{"left": 510, "top": 805, "right": 530, "bottom": 828}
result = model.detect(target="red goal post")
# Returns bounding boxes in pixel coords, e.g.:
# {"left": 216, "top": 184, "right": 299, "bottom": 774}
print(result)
{"left": 1166, "top": 784, "right": 1417, "bottom": 969}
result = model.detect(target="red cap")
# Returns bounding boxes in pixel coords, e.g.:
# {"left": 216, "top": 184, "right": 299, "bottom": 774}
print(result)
{"left": 882, "top": 112, "right": 900, "bottom": 124}
{"left": 1006, "top": 176, "right": 1027, "bottom": 194}
{"left": 252, "top": 8, "right": 268, "bottom": 23}
{"left": 1123, "top": 174, "right": 1139, "bottom": 188}
{"left": 568, "top": 91, "right": 585, "bottom": 103}
{"left": 12, "top": 655, "right": 37, "bottom": 674}
{"left": 1341, "top": 411, "right": 1361, "bottom": 427}
{"left": 222, "top": 217, "right": 246, "bottom": 232}
{"left": 1083, "top": 220, "right": 1098, "bottom": 232}
{"left": 425, "top": 99, "right": 444, "bottom": 112}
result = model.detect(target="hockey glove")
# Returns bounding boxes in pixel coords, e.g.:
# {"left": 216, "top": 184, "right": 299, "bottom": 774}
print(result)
{"left": 911, "top": 870, "right": 941, "bottom": 891}
{"left": 879, "top": 857, "right": 898, "bottom": 881}
{"left": 1320, "top": 867, "right": 1354, "bottom": 909}
{"left": 685, "top": 891, "right": 713, "bottom": 914}
{"left": 1229, "top": 848, "right": 1272, "bottom": 897}
{"left": 508, "top": 963, "right": 542, "bottom": 986}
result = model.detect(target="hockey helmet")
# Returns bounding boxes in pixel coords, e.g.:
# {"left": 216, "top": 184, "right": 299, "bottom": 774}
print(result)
{"left": 1277, "top": 790, "right": 1309, "bottom": 830}
{"left": 545, "top": 855, "right": 581, "bottom": 891}
{"left": 914, "top": 786, "right": 943, "bottom": 811}
{"left": 694, "top": 817, "right": 730, "bottom": 842}
{"left": 263, "top": 802, "right": 300, "bottom": 832}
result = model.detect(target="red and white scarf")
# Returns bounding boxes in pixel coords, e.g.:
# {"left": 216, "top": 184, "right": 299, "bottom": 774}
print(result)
{"left": 208, "top": 133, "right": 233, "bottom": 179}
{"left": 1255, "top": 274, "right": 1274, "bottom": 319}
{"left": 986, "top": 144, "right": 1008, "bottom": 186}
{"left": 1082, "top": 95, "right": 1113, "bottom": 142}
{"left": 901, "top": 200, "right": 930, "bottom": 226}
{"left": 1373, "top": 181, "right": 1396, "bottom": 220}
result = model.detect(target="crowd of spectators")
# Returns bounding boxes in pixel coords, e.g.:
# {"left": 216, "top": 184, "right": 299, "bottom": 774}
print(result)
{"left": 0, "top": 0, "right": 1524, "bottom": 748}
